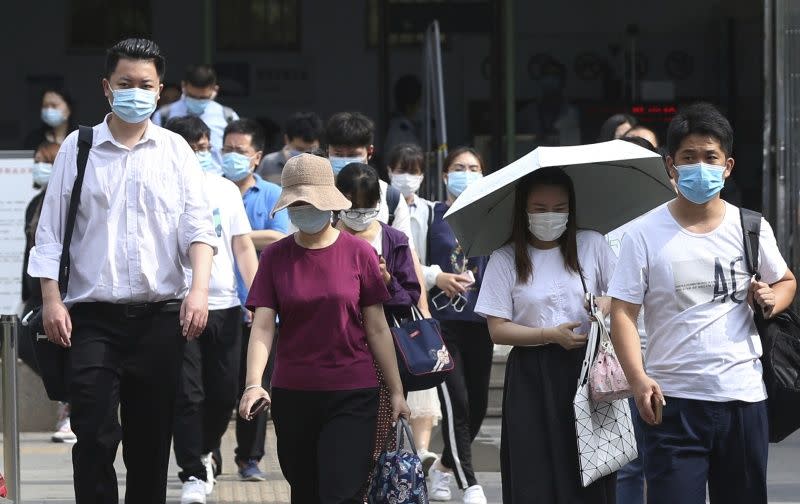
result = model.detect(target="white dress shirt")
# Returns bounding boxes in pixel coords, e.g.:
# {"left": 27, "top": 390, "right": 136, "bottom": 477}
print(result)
{"left": 28, "top": 115, "right": 217, "bottom": 306}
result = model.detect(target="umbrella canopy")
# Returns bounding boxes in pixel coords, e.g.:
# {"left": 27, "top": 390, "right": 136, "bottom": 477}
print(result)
{"left": 444, "top": 140, "right": 673, "bottom": 257}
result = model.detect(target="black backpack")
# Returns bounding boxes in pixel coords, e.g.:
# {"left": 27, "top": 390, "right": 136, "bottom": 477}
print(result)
{"left": 387, "top": 184, "right": 401, "bottom": 226}
{"left": 741, "top": 208, "right": 800, "bottom": 443}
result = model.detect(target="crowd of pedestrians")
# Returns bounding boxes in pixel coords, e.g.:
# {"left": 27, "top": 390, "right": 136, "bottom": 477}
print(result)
{"left": 19, "top": 36, "right": 796, "bottom": 504}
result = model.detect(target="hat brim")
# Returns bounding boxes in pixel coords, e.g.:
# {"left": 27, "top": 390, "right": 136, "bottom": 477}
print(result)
{"left": 271, "top": 184, "right": 352, "bottom": 218}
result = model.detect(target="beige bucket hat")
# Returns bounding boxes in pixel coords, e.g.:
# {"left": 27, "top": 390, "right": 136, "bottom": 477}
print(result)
{"left": 271, "top": 154, "right": 352, "bottom": 217}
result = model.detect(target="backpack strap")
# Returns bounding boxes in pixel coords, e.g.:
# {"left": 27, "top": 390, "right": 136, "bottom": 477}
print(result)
{"left": 387, "top": 184, "right": 401, "bottom": 226}
{"left": 58, "top": 125, "right": 93, "bottom": 297}
{"left": 425, "top": 200, "right": 435, "bottom": 266}
{"left": 739, "top": 208, "right": 762, "bottom": 280}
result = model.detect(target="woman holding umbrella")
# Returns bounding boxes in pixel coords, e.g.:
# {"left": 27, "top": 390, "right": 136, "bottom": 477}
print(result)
{"left": 475, "top": 166, "right": 618, "bottom": 503}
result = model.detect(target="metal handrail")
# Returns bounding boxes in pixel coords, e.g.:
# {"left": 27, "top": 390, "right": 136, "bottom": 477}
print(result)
{"left": 1, "top": 315, "right": 20, "bottom": 503}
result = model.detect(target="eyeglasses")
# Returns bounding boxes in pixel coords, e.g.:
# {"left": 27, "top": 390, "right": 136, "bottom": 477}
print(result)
{"left": 431, "top": 291, "right": 468, "bottom": 313}
{"left": 341, "top": 208, "right": 379, "bottom": 220}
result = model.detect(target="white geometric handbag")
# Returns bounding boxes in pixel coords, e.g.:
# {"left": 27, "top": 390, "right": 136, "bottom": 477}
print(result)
{"left": 573, "top": 294, "right": 638, "bottom": 487}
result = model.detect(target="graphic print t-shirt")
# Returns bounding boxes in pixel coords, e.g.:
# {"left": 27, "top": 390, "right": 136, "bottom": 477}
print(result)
{"left": 608, "top": 202, "right": 788, "bottom": 402}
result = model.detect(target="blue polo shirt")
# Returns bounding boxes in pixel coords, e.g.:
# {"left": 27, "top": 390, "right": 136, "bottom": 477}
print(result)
{"left": 235, "top": 174, "right": 289, "bottom": 304}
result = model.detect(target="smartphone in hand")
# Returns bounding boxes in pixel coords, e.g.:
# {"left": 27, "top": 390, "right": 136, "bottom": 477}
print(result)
{"left": 249, "top": 397, "right": 270, "bottom": 418}
{"left": 651, "top": 395, "right": 664, "bottom": 425}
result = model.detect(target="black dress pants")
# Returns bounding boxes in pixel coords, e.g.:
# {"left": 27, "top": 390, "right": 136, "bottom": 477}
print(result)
{"left": 235, "top": 323, "right": 275, "bottom": 464}
{"left": 271, "top": 387, "right": 379, "bottom": 504}
{"left": 173, "top": 306, "right": 242, "bottom": 482}
{"left": 68, "top": 302, "right": 185, "bottom": 504}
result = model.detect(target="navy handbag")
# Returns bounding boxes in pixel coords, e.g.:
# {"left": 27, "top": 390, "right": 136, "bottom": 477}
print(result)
{"left": 390, "top": 306, "right": 454, "bottom": 392}
{"left": 368, "top": 418, "right": 428, "bottom": 503}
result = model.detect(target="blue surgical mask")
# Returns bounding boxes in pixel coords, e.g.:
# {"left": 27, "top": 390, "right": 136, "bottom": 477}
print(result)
{"left": 445, "top": 171, "right": 483, "bottom": 197}
{"left": 185, "top": 96, "right": 211, "bottom": 115}
{"left": 32, "top": 162, "right": 52, "bottom": 186}
{"left": 675, "top": 162, "right": 725, "bottom": 205}
{"left": 222, "top": 152, "right": 253, "bottom": 181}
{"left": 329, "top": 156, "right": 365, "bottom": 176}
{"left": 196, "top": 150, "right": 217, "bottom": 173}
{"left": 288, "top": 205, "right": 332, "bottom": 234}
{"left": 109, "top": 87, "right": 158, "bottom": 124}
{"left": 41, "top": 107, "right": 66, "bottom": 128}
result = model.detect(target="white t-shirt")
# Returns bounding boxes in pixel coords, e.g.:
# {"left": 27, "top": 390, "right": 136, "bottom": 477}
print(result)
{"left": 185, "top": 174, "right": 253, "bottom": 310}
{"left": 604, "top": 204, "right": 670, "bottom": 351}
{"left": 475, "top": 230, "right": 617, "bottom": 337}
{"left": 378, "top": 179, "right": 415, "bottom": 250}
{"left": 607, "top": 202, "right": 788, "bottom": 403}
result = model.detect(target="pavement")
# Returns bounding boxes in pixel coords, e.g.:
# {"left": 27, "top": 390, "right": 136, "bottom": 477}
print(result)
{"left": 1, "top": 419, "right": 798, "bottom": 503}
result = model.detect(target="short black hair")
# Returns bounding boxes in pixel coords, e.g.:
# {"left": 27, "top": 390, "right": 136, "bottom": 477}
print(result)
{"left": 105, "top": 38, "right": 165, "bottom": 80}
{"left": 223, "top": 118, "right": 265, "bottom": 152}
{"left": 387, "top": 143, "right": 425, "bottom": 173}
{"left": 326, "top": 112, "right": 374, "bottom": 148}
{"left": 336, "top": 163, "right": 381, "bottom": 208}
{"left": 394, "top": 75, "right": 422, "bottom": 113}
{"left": 598, "top": 113, "right": 638, "bottom": 142}
{"left": 184, "top": 64, "right": 217, "bottom": 88}
{"left": 666, "top": 102, "right": 734, "bottom": 158}
{"left": 285, "top": 112, "right": 324, "bottom": 143}
{"left": 165, "top": 116, "right": 210, "bottom": 144}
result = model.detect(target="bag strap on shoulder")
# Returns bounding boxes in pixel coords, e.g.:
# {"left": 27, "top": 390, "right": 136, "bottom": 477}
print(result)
{"left": 387, "top": 184, "right": 401, "bottom": 226}
{"left": 739, "top": 208, "right": 762, "bottom": 280}
{"left": 58, "top": 125, "right": 93, "bottom": 297}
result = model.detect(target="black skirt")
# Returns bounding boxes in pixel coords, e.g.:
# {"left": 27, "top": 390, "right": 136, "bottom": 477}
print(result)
{"left": 501, "top": 344, "right": 616, "bottom": 504}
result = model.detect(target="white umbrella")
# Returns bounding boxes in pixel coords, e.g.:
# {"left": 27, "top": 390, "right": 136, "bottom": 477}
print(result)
{"left": 444, "top": 140, "right": 673, "bottom": 257}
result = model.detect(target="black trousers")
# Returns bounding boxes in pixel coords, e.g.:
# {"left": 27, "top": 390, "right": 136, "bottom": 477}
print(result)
{"left": 235, "top": 323, "right": 275, "bottom": 463}
{"left": 68, "top": 303, "right": 185, "bottom": 504}
{"left": 437, "top": 320, "right": 494, "bottom": 489}
{"left": 174, "top": 306, "right": 242, "bottom": 482}
{"left": 271, "top": 387, "right": 379, "bottom": 504}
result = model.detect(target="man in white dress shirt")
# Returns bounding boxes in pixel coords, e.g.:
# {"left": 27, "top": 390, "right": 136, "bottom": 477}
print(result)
{"left": 27, "top": 38, "right": 216, "bottom": 504}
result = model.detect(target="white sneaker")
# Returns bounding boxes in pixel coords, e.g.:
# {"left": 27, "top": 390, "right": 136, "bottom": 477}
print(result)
{"left": 200, "top": 452, "right": 215, "bottom": 495}
{"left": 51, "top": 416, "right": 77, "bottom": 444}
{"left": 180, "top": 477, "right": 206, "bottom": 504}
{"left": 463, "top": 484, "right": 487, "bottom": 504}
{"left": 418, "top": 449, "right": 438, "bottom": 476}
{"left": 428, "top": 461, "right": 453, "bottom": 501}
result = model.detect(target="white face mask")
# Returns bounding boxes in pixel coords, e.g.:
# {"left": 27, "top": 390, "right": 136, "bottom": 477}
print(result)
{"left": 339, "top": 208, "right": 379, "bottom": 232}
{"left": 389, "top": 172, "right": 424, "bottom": 197}
{"left": 528, "top": 212, "right": 569, "bottom": 242}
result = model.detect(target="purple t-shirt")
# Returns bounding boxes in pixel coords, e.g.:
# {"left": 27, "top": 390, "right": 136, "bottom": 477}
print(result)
{"left": 246, "top": 231, "right": 391, "bottom": 391}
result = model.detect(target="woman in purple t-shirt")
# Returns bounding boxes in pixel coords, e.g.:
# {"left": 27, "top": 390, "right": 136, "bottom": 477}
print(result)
{"left": 334, "top": 162, "right": 421, "bottom": 320}
{"left": 238, "top": 154, "right": 410, "bottom": 503}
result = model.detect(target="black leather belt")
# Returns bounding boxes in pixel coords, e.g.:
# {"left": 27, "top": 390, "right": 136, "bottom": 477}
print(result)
{"left": 73, "top": 299, "right": 182, "bottom": 319}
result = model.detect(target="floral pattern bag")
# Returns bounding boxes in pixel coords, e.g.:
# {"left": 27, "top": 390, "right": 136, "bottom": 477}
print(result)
{"left": 367, "top": 418, "right": 428, "bottom": 503}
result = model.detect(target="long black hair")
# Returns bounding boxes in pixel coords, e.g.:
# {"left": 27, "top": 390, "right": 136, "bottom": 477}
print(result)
{"left": 510, "top": 166, "right": 579, "bottom": 283}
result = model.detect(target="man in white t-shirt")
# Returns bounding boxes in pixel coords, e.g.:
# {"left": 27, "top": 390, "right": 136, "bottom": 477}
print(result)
{"left": 166, "top": 117, "right": 259, "bottom": 503}
{"left": 608, "top": 103, "right": 796, "bottom": 504}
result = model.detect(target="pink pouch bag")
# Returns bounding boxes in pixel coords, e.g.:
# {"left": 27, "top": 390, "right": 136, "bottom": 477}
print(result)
{"left": 588, "top": 315, "right": 632, "bottom": 403}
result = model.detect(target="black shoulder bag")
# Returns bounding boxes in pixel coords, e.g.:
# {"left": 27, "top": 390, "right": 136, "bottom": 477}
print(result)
{"left": 22, "top": 125, "right": 93, "bottom": 402}
{"left": 740, "top": 208, "right": 800, "bottom": 443}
